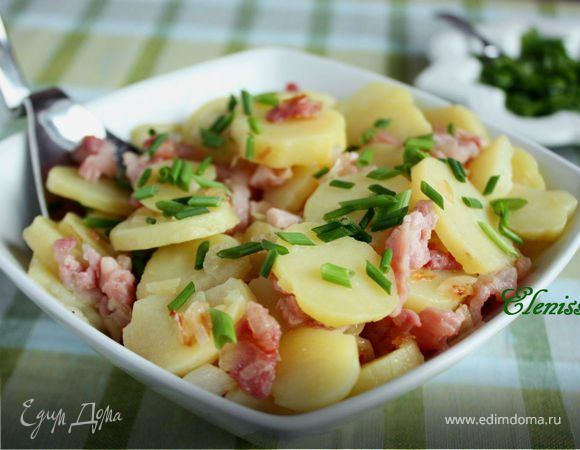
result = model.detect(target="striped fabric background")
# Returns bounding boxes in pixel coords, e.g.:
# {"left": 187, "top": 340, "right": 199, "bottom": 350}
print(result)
{"left": 0, "top": 0, "right": 578, "bottom": 448}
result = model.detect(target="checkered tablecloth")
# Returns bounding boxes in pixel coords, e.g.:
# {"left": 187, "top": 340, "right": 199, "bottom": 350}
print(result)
{"left": 0, "top": 0, "right": 578, "bottom": 448}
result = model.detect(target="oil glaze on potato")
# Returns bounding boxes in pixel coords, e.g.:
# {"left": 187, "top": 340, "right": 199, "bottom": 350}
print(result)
{"left": 468, "top": 135, "right": 514, "bottom": 200}
{"left": 272, "top": 328, "right": 360, "bottom": 412}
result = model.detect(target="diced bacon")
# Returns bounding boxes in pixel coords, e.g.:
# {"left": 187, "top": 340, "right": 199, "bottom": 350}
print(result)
{"left": 515, "top": 256, "right": 532, "bottom": 279}
{"left": 432, "top": 128, "right": 486, "bottom": 164}
{"left": 171, "top": 301, "right": 212, "bottom": 346}
{"left": 266, "top": 208, "right": 302, "bottom": 229}
{"left": 277, "top": 295, "right": 323, "bottom": 329}
{"left": 373, "top": 131, "right": 401, "bottom": 146}
{"left": 219, "top": 301, "right": 281, "bottom": 399}
{"left": 386, "top": 201, "right": 438, "bottom": 313}
{"left": 286, "top": 82, "right": 299, "bottom": 92}
{"left": 73, "top": 136, "right": 117, "bottom": 182}
{"left": 425, "top": 248, "right": 461, "bottom": 270}
{"left": 227, "top": 168, "right": 252, "bottom": 231}
{"left": 361, "top": 308, "right": 420, "bottom": 357}
{"left": 467, "top": 265, "right": 517, "bottom": 324}
{"left": 142, "top": 134, "right": 177, "bottom": 161}
{"left": 266, "top": 94, "right": 323, "bottom": 123}
{"left": 122, "top": 152, "right": 148, "bottom": 186}
{"left": 321, "top": 152, "right": 361, "bottom": 182}
{"left": 250, "top": 165, "right": 293, "bottom": 189}
{"left": 413, "top": 307, "right": 465, "bottom": 353}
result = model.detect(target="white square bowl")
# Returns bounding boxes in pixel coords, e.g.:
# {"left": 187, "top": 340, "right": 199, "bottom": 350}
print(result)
{"left": 0, "top": 47, "right": 579, "bottom": 441}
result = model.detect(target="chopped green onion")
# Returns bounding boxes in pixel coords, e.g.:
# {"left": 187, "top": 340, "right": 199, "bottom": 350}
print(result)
{"left": 275, "top": 231, "right": 315, "bottom": 246}
{"left": 195, "top": 156, "right": 213, "bottom": 176}
{"left": 217, "top": 241, "right": 264, "bottom": 259}
{"left": 146, "top": 132, "right": 169, "bottom": 157}
{"left": 259, "top": 249, "right": 278, "bottom": 278}
{"left": 227, "top": 94, "right": 238, "bottom": 112}
{"left": 368, "top": 184, "right": 396, "bottom": 196}
{"left": 370, "top": 206, "right": 408, "bottom": 232}
{"left": 191, "top": 175, "right": 230, "bottom": 193}
{"left": 170, "top": 159, "right": 184, "bottom": 185}
{"left": 490, "top": 197, "right": 528, "bottom": 216}
{"left": 320, "top": 262, "right": 354, "bottom": 288}
{"left": 395, "top": 189, "right": 412, "bottom": 208}
{"left": 83, "top": 217, "right": 122, "bottom": 229}
{"left": 340, "top": 218, "right": 372, "bottom": 243}
{"left": 248, "top": 117, "right": 262, "bottom": 134}
{"left": 245, "top": 135, "right": 255, "bottom": 160}
{"left": 462, "top": 196, "right": 483, "bottom": 209}
{"left": 498, "top": 220, "right": 524, "bottom": 245}
{"left": 358, "top": 208, "right": 375, "bottom": 230}
{"left": 186, "top": 196, "right": 223, "bottom": 207}
{"left": 157, "top": 166, "right": 171, "bottom": 183}
{"left": 146, "top": 217, "right": 157, "bottom": 225}
{"left": 447, "top": 123, "right": 456, "bottom": 135}
{"left": 483, "top": 175, "right": 500, "bottom": 196}
{"left": 241, "top": 90, "right": 253, "bottom": 115}
{"left": 167, "top": 281, "right": 196, "bottom": 311}
{"left": 329, "top": 179, "right": 355, "bottom": 189}
{"left": 200, "top": 129, "right": 224, "bottom": 148}
{"left": 148, "top": 128, "right": 156, "bottom": 137}
{"left": 403, "top": 146, "right": 429, "bottom": 167}
{"left": 313, "top": 167, "right": 330, "bottom": 179}
{"left": 254, "top": 92, "right": 279, "bottom": 107}
{"left": 137, "top": 168, "right": 152, "bottom": 188}
{"left": 380, "top": 248, "right": 393, "bottom": 272}
{"left": 478, "top": 221, "right": 519, "bottom": 257}
{"left": 357, "top": 148, "right": 374, "bottom": 167}
{"left": 340, "top": 195, "right": 395, "bottom": 211}
{"left": 262, "top": 239, "right": 289, "bottom": 255}
{"left": 447, "top": 158, "right": 466, "bottom": 182}
{"left": 360, "top": 128, "right": 376, "bottom": 145}
{"left": 155, "top": 200, "right": 186, "bottom": 216}
{"left": 323, "top": 205, "right": 356, "bottom": 221}
{"left": 209, "top": 308, "right": 237, "bottom": 349}
{"left": 374, "top": 118, "right": 391, "bottom": 129}
{"left": 420, "top": 181, "right": 444, "bottom": 209}
{"left": 195, "top": 240, "right": 210, "bottom": 270}
{"left": 209, "top": 112, "right": 235, "bottom": 134}
{"left": 366, "top": 167, "right": 401, "bottom": 180}
{"left": 313, "top": 221, "right": 352, "bottom": 242}
{"left": 404, "top": 134, "right": 435, "bottom": 151}
{"left": 345, "top": 144, "right": 361, "bottom": 152}
{"left": 177, "top": 161, "right": 193, "bottom": 192}
{"left": 134, "top": 185, "right": 160, "bottom": 200}
{"left": 174, "top": 207, "right": 210, "bottom": 220}
{"left": 366, "top": 261, "right": 392, "bottom": 294}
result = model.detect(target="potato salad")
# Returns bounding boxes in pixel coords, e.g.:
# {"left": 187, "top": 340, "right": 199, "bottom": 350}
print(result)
{"left": 23, "top": 81, "right": 577, "bottom": 413}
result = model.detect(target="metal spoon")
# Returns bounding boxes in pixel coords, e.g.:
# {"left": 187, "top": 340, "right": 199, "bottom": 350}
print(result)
{"left": 0, "top": 14, "right": 139, "bottom": 218}
{"left": 436, "top": 12, "right": 503, "bottom": 60}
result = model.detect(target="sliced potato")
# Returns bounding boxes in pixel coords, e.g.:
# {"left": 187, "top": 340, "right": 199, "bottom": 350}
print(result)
{"left": 123, "top": 278, "right": 251, "bottom": 376}
{"left": 272, "top": 328, "right": 360, "bottom": 412}
{"left": 338, "top": 82, "right": 431, "bottom": 145}
{"left": 248, "top": 277, "right": 286, "bottom": 331}
{"left": 242, "top": 221, "right": 280, "bottom": 278}
{"left": 57, "top": 212, "right": 115, "bottom": 256}
{"left": 23, "top": 216, "right": 67, "bottom": 273}
{"left": 230, "top": 103, "right": 346, "bottom": 168}
{"left": 507, "top": 184, "right": 577, "bottom": 241}
{"left": 272, "top": 223, "right": 398, "bottom": 327}
{"left": 406, "top": 269, "right": 477, "bottom": 313}
{"left": 47, "top": 166, "right": 133, "bottom": 216}
{"left": 263, "top": 165, "right": 320, "bottom": 213}
{"left": 512, "top": 147, "right": 546, "bottom": 190}
{"left": 350, "top": 338, "right": 424, "bottom": 396}
{"left": 468, "top": 135, "right": 514, "bottom": 200}
{"left": 130, "top": 123, "right": 181, "bottom": 148}
{"left": 304, "top": 171, "right": 411, "bottom": 223}
{"left": 423, "top": 105, "right": 489, "bottom": 138}
{"left": 412, "top": 158, "right": 516, "bottom": 274}
{"left": 369, "top": 143, "right": 403, "bottom": 169}
{"left": 137, "top": 234, "right": 251, "bottom": 298}
{"left": 109, "top": 204, "right": 239, "bottom": 251}
{"left": 183, "top": 364, "right": 237, "bottom": 396}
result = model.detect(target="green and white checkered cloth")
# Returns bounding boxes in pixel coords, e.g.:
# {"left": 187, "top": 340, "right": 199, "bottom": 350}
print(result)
{"left": 0, "top": 0, "right": 578, "bottom": 448}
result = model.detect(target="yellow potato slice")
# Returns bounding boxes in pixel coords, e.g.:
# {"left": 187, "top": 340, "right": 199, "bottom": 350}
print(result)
{"left": 183, "top": 364, "right": 237, "bottom": 396}
{"left": 423, "top": 105, "right": 489, "bottom": 138}
{"left": 263, "top": 165, "right": 320, "bottom": 213}
{"left": 130, "top": 123, "right": 181, "bottom": 148}
{"left": 57, "top": 212, "right": 115, "bottom": 257}
{"left": 109, "top": 203, "right": 239, "bottom": 251}
{"left": 47, "top": 166, "right": 133, "bottom": 216}
{"left": 512, "top": 147, "right": 546, "bottom": 190}
{"left": 137, "top": 234, "right": 251, "bottom": 298}
{"left": 412, "top": 158, "right": 516, "bottom": 274}
{"left": 304, "top": 171, "right": 411, "bottom": 223}
{"left": 350, "top": 338, "right": 424, "bottom": 396}
{"left": 338, "top": 82, "right": 432, "bottom": 145}
{"left": 507, "top": 184, "right": 577, "bottom": 241}
{"left": 124, "top": 278, "right": 251, "bottom": 376}
{"left": 248, "top": 277, "right": 287, "bottom": 331}
{"left": 369, "top": 143, "right": 403, "bottom": 169}
{"left": 272, "top": 223, "right": 398, "bottom": 327}
{"left": 468, "top": 135, "right": 514, "bottom": 200}
{"left": 23, "top": 216, "right": 67, "bottom": 274}
{"left": 406, "top": 269, "right": 477, "bottom": 313}
{"left": 272, "top": 328, "right": 360, "bottom": 412}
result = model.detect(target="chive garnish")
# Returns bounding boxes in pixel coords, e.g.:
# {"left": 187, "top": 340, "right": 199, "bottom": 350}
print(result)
{"left": 490, "top": 197, "right": 528, "bottom": 216}
{"left": 421, "top": 181, "right": 444, "bottom": 209}
{"left": 462, "top": 197, "right": 483, "bottom": 209}
{"left": 170, "top": 159, "right": 184, "bottom": 185}
{"left": 447, "top": 158, "right": 466, "bottom": 182}
{"left": 368, "top": 184, "right": 396, "bottom": 196}
{"left": 195, "top": 240, "right": 210, "bottom": 270}
{"left": 217, "top": 241, "right": 263, "bottom": 259}
{"left": 395, "top": 189, "right": 412, "bottom": 208}
{"left": 83, "top": 217, "right": 122, "bottom": 229}
{"left": 174, "top": 207, "right": 210, "bottom": 220}
{"left": 478, "top": 221, "right": 519, "bottom": 257}
{"left": 357, "top": 148, "right": 374, "bottom": 167}
{"left": 320, "top": 262, "right": 354, "bottom": 288}
{"left": 191, "top": 175, "right": 230, "bottom": 193}
{"left": 146, "top": 132, "right": 169, "bottom": 157}
{"left": 245, "top": 135, "right": 255, "bottom": 160}
{"left": 275, "top": 231, "right": 315, "bottom": 246}
{"left": 148, "top": 128, "right": 156, "bottom": 137}
{"left": 499, "top": 220, "right": 524, "bottom": 245}
{"left": 227, "top": 94, "right": 238, "bottom": 112}
{"left": 323, "top": 205, "right": 356, "bottom": 221}
{"left": 186, "top": 196, "right": 223, "bottom": 207}
{"left": 241, "top": 90, "right": 252, "bottom": 115}
{"left": 313, "top": 221, "right": 352, "bottom": 242}
{"left": 201, "top": 129, "right": 224, "bottom": 148}
{"left": 447, "top": 123, "right": 456, "bottom": 135}
{"left": 380, "top": 248, "right": 393, "bottom": 272}
{"left": 403, "top": 146, "right": 429, "bottom": 167}
{"left": 155, "top": 200, "right": 186, "bottom": 216}
{"left": 262, "top": 239, "right": 289, "bottom": 255}
{"left": 254, "top": 92, "right": 279, "bottom": 107}
{"left": 483, "top": 175, "right": 500, "bottom": 196}
{"left": 366, "top": 261, "right": 392, "bottom": 294}
{"left": 404, "top": 134, "right": 435, "bottom": 151}
{"left": 134, "top": 185, "right": 160, "bottom": 200}
{"left": 366, "top": 167, "right": 401, "bottom": 180}
{"left": 329, "top": 179, "right": 355, "bottom": 189}
{"left": 195, "top": 156, "right": 213, "bottom": 176}
{"left": 358, "top": 208, "right": 375, "bottom": 230}
{"left": 209, "top": 308, "right": 237, "bottom": 349}
{"left": 313, "top": 167, "right": 330, "bottom": 179}
{"left": 210, "top": 112, "right": 234, "bottom": 134}
{"left": 157, "top": 166, "right": 171, "bottom": 183}
{"left": 259, "top": 249, "right": 278, "bottom": 278}
{"left": 177, "top": 161, "right": 193, "bottom": 192}
{"left": 370, "top": 207, "right": 408, "bottom": 232}
{"left": 137, "top": 168, "right": 152, "bottom": 188}
{"left": 167, "top": 281, "right": 196, "bottom": 311}
{"left": 345, "top": 144, "right": 361, "bottom": 152}
{"left": 339, "top": 195, "right": 395, "bottom": 210}
{"left": 360, "top": 128, "right": 376, "bottom": 145}
{"left": 374, "top": 118, "right": 391, "bottom": 129}
{"left": 248, "top": 117, "right": 262, "bottom": 134}
{"left": 146, "top": 217, "right": 157, "bottom": 225}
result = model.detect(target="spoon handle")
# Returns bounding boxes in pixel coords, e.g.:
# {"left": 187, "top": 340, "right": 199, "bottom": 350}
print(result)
{"left": 0, "top": 14, "right": 30, "bottom": 116}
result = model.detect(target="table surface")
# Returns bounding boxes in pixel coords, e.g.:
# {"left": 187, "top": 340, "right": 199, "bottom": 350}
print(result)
{"left": 0, "top": 0, "right": 579, "bottom": 448}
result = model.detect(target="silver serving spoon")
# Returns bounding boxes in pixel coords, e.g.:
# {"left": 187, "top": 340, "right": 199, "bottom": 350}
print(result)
{"left": 0, "top": 14, "right": 139, "bottom": 218}
{"left": 436, "top": 12, "right": 503, "bottom": 60}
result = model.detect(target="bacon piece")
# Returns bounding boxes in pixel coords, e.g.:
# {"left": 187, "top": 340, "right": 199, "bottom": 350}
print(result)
{"left": 515, "top": 256, "right": 532, "bottom": 279}
{"left": 171, "top": 301, "right": 212, "bottom": 346}
{"left": 373, "top": 131, "right": 401, "bottom": 146}
{"left": 413, "top": 307, "right": 465, "bottom": 353}
{"left": 250, "top": 165, "right": 292, "bottom": 189}
{"left": 286, "top": 82, "right": 299, "bottom": 92}
{"left": 266, "top": 208, "right": 302, "bottom": 229}
{"left": 320, "top": 152, "right": 361, "bottom": 182}
{"left": 227, "top": 168, "right": 252, "bottom": 231}
{"left": 73, "top": 136, "right": 117, "bottom": 182}
{"left": 386, "top": 201, "right": 438, "bottom": 313}
{"left": 361, "top": 308, "right": 420, "bottom": 357}
{"left": 467, "top": 265, "right": 517, "bottom": 324}
{"left": 266, "top": 94, "right": 323, "bottom": 123}
{"left": 219, "top": 301, "right": 281, "bottom": 399}
{"left": 432, "top": 128, "right": 486, "bottom": 164}
{"left": 425, "top": 248, "right": 461, "bottom": 270}
{"left": 277, "top": 295, "right": 322, "bottom": 329}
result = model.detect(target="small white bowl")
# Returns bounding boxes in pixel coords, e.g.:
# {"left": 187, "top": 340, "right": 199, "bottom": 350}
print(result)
{"left": 0, "top": 47, "right": 579, "bottom": 442}
{"left": 415, "top": 18, "right": 580, "bottom": 146}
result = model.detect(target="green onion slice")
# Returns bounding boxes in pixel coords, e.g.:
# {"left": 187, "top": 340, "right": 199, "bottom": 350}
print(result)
{"left": 137, "top": 168, "right": 152, "bottom": 188}
{"left": 340, "top": 194, "right": 395, "bottom": 211}
{"left": 83, "top": 217, "right": 122, "bottom": 229}
{"left": 420, "top": 181, "right": 444, "bottom": 209}
{"left": 357, "top": 148, "right": 374, "bottom": 167}
{"left": 366, "top": 168, "right": 401, "bottom": 180}
{"left": 313, "top": 167, "right": 329, "bottom": 179}
{"left": 262, "top": 239, "right": 290, "bottom": 255}
{"left": 195, "top": 240, "right": 210, "bottom": 270}
{"left": 241, "top": 90, "right": 253, "bottom": 115}
{"left": 195, "top": 156, "right": 213, "bottom": 176}
{"left": 174, "top": 207, "right": 210, "bottom": 220}
{"left": 200, "top": 129, "right": 224, "bottom": 149}
{"left": 380, "top": 248, "right": 393, "bottom": 272}
{"left": 146, "top": 132, "right": 169, "bottom": 157}
{"left": 329, "top": 179, "right": 355, "bottom": 189}
{"left": 217, "top": 241, "right": 263, "bottom": 259}
{"left": 254, "top": 92, "right": 279, "bottom": 107}
{"left": 248, "top": 117, "right": 262, "bottom": 134}
{"left": 478, "top": 221, "right": 519, "bottom": 257}
{"left": 167, "top": 281, "right": 196, "bottom": 311}
{"left": 447, "top": 123, "right": 456, "bottom": 135}
{"left": 490, "top": 197, "right": 528, "bottom": 216}
{"left": 368, "top": 184, "right": 396, "bottom": 196}
{"left": 186, "top": 196, "right": 223, "bottom": 207}
{"left": 483, "top": 175, "right": 500, "bottom": 196}
{"left": 358, "top": 208, "right": 375, "bottom": 230}
{"left": 275, "top": 231, "right": 315, "bottom": 246}
{"left": 374, "top": 118, "right": 391, "bottom": 129}
{"left": 447, "top": 158, "right": 466, "bottom": 182}
{"left": 227, "top": 94, "right": 238, "bottom": 112}
{"left": 146, "top": 217, "right": 157, "bottom": 225}
{"left": 209, "top": 112, "right": 234, "bottom": 134}
{"left": 259, "top": 249, "right": 278, "bottom": 278}
{"left": 320, "top": 262, "right": 354, "bottom": 288}
{"left": 134, "top": 185, "right": 160, "bottom": 200}
{"left": 462, "top": 197, "right": 483, "bottom": 209}
{"left": 245, "top": 135, "right": 255, "bottom": 160}
{"left": 209, "top": 308, "right": 237, "bottom": 350}
{"left": 366, "top": 261, "right": 392, "bottom": 294}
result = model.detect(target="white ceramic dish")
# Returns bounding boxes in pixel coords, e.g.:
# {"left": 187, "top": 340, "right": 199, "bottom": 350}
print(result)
{"left": 415, "top": 18, "right": 580, "bottom": 146}
{"left": 0, "top": 47, "right": 579, "bottom": 442}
